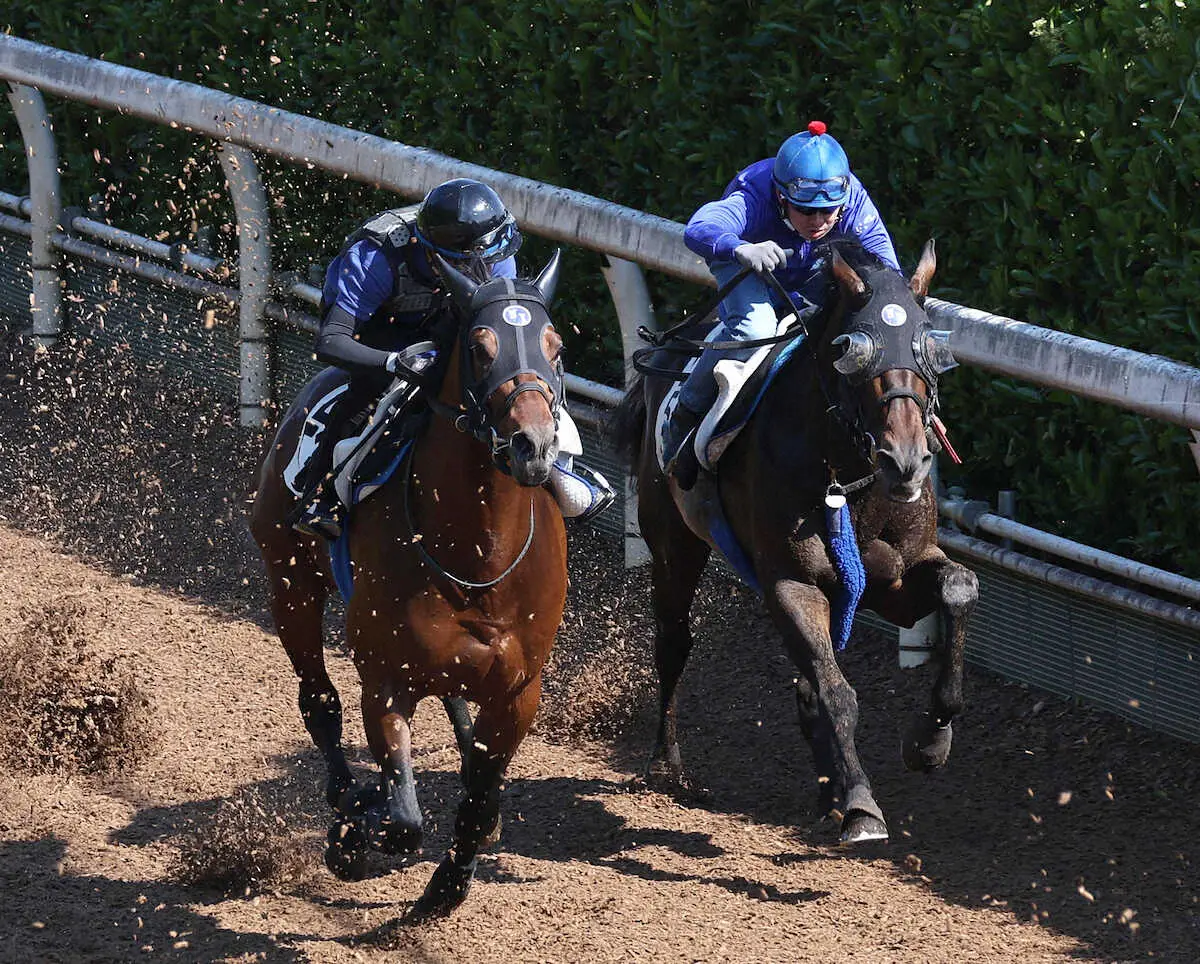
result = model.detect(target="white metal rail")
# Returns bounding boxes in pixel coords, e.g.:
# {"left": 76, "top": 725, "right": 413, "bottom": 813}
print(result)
{"left": 4, "top": 34, "right": 1200, "bottom": 428}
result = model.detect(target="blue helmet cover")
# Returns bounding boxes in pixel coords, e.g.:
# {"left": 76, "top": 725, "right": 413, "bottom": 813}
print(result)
{"left": 772, "top": 121, "right": 851, "bottom": 209}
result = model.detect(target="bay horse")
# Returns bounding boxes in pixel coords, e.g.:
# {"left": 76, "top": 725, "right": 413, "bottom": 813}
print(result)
{"left": 609, "top": 239, "right": 978, "bottom": 843}
{"left": 250, "top": 252, "right": 567, "bottom": 919}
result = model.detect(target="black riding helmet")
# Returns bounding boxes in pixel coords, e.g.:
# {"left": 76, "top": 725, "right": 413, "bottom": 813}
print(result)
{"left": 414, "top": 178, "right": 522, "bottom": 266}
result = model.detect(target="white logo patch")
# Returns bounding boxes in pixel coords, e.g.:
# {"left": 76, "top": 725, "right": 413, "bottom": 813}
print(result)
{"left": 881, "top": 303, "right": 907, "bottom": 327}
{"left": 502, "top": 304, "right": 532, "bottom": 327}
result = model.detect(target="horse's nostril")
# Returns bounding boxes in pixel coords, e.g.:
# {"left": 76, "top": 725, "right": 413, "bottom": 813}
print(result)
{"left": 510, "top": 433, "right": 536, "bottom": 461}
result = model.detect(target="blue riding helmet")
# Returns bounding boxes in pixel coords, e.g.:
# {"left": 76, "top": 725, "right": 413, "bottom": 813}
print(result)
{"left": 772, "top": 120, "right": 850, "bottom": 210}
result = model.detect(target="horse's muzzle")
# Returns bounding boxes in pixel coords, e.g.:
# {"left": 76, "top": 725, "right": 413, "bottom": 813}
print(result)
{"left": 876, "top": 443, "right": 932, "bottom": 504}
{"left": 507, "top": 429, "right": 557, "bottom": 487}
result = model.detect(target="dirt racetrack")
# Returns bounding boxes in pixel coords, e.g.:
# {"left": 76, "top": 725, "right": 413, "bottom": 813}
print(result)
{"left": 1, "top": 337, "right": 1198, "bottom": 963}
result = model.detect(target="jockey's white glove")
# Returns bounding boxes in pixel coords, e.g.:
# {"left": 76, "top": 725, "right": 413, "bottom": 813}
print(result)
{"left": 733, "top": 240, "right": 788, "bottom": 274}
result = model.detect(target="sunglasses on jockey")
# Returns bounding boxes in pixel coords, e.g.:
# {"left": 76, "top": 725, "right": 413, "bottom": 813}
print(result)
{"left": 775, "top": 174, "right": 850, "bottom": 208}
{"left": 421, "top": 214, "right": 520, "bottom": 264}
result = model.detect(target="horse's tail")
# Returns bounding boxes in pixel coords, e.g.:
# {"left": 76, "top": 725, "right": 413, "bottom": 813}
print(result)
{"left": 604, "top": 374, "right": 648, "bottom": 479}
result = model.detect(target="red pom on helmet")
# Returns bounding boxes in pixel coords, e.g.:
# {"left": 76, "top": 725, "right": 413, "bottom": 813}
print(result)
{"left": 807, "top": 120, "right": 827, "bottom": 136}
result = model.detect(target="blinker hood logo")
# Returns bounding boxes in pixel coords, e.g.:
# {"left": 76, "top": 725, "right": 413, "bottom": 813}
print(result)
{"left": 880, "top": 303, "right": 907, "bottom": 327}
{"left": 502, "top": 304, "right": 532, "bottom": 327}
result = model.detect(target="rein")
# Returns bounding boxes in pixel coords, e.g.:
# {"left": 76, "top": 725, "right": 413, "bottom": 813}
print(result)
{"left": 401, "top": 450, "right": 537, "bottom": 590}
{"left": 635, "top": 253, "right": 942, "bottom": 498}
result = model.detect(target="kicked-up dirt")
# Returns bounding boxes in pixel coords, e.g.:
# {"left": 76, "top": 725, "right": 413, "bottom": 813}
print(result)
{"left": 0, "top": 331, "right": 1196, "bottom": 963}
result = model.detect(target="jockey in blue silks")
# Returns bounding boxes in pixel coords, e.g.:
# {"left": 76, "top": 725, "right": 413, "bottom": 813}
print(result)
{"left": 294, "top": 177, "right": 613, "bottom": 539}
{"left": 663, "top": 120, "right": 902, "bottom": 489}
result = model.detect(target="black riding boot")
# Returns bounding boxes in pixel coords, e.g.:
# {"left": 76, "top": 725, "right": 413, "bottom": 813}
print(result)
{"left": 662, "top": 403, "right": 705, "bottom": 492}
{"left": 293, "top": 392, "right": 368, "bottom": 541}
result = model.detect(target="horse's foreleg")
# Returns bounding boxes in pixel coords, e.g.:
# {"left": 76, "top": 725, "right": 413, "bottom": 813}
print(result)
{"left": 408, "top": 675, "right": 542, "bottom": 922}
{"left": 258, "top": 527, "right": 354, "bottom": 810}
{"left": 769, "top": 579, "right": 887, "bottom": 844}
{"left": 442, "top": 696, "right": 474, "bottom": 786}
{"left": 899, "top": 553, "right": 979, "bottom": 772}
{"left": 794, "top": 673, "right": 841, "bottom": 816}
{"left": 358, "top": 684, "right": 423, "bottom": 857}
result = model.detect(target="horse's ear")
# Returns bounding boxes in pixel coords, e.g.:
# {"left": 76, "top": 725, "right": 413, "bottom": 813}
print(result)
{"left": 534, "top": 248, "right": 562, "bottom": 307}
{"left": 831, "top": 248, "right": 870, "bottom": 306}
{"left": 433, "top": 252, "right": 479, "bottom": 310}
{"left": 910, "top": 239, "right": 937, "bottom": 302}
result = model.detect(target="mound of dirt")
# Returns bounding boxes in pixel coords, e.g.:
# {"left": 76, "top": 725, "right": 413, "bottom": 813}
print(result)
{"left": 0, "top": 600, "right": 155, "bottom": 775}
{"left": 172, "top": 787, "right": 309, "bottom": 897}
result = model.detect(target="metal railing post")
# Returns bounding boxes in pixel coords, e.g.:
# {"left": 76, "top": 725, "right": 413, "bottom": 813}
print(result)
{"left": 600, "top": 255, "right": 656, "bottom": 569}
{"left": 5, "top": 81, "right": 62, "bottom": 348}
{"left": 217, "top": 143, "right": 272, "bottom": 428}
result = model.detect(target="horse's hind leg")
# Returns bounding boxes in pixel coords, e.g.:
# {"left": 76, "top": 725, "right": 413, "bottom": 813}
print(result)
{"left": 253, "top": 515, "right": 354, "bottom": 810}
{"left": 408, "top": 677, "right": 542, "bottom": 921}
{"left": 640, "top": 480, "right": 711, "bottom": 788}
{"left": 897, "top": 553, "right": 979, "bottom": 772}
{"left": 769, "top": 579, "right": 887, "bottom": 844}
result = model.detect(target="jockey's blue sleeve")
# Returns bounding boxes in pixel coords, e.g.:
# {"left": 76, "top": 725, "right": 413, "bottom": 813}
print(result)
{"left": 684, "top": 159, "right": 902, "bottom": 283}
{"left": 325, "top": 239, "right": 396, "bottom": 320}
{"left": 491, "top": 255, "right": 518, "bottom": 279}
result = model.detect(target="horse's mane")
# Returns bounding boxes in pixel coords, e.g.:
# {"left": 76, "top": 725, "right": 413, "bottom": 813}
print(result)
{"left": 813, "top": 237, "right": 893, "bottom": 278}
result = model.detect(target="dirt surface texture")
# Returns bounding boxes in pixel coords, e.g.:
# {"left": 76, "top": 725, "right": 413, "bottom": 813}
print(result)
{"left": 1, "top": 336, "right": 1197, "bottom": 963}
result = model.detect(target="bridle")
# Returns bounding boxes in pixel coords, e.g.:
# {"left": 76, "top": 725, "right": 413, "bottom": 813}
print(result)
{"left": 424, "top": 272, "right": 564, "bottom": 477}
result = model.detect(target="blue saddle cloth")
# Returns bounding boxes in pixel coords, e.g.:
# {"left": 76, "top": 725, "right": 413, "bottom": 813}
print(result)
{"left": 329, "top": 442, "right": 412, "bottom": 602}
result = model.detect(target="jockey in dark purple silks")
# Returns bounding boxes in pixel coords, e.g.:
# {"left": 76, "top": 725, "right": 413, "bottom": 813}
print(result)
{"left": 662, "top": 120, "right": 903, "bottom": 490}
{"left": 293, "top": 177, "right": 614, "bottom": 539}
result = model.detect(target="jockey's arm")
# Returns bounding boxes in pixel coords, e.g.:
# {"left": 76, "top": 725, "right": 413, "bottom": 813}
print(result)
{"left": 842, "top": 184, "right": 901, "bottom": 273}
{"left": 315, "top": 240, "right": 399, "bottom": 375}
{"left": 315, "top": 305, "right": 398, "bottom": 375}
{"left": 684, "top": 191, "right": 753, "bottom": 264}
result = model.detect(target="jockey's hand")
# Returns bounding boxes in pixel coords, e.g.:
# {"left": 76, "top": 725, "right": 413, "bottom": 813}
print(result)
{"left": 734, "top": 240, "right": 788, "bottom": 274}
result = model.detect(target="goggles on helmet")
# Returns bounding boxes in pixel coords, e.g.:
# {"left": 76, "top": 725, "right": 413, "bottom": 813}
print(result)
{"left": 775, "top": 175, "right": 850, "bottom": 207}
{"left": 420, "top": 214, "right": 520, "bottom": 264}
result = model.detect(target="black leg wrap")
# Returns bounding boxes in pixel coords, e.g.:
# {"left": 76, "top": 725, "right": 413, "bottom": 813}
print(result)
{"left": 903, "top": 712, "right": 954, "bottom": 772}
{"left": 406, "top": 853, "right": 478, "bottom": 922}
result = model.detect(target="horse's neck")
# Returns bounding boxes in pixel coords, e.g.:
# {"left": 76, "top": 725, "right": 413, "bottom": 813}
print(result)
{"left": 408, "top": 365, "right": 527, "bottom": 529}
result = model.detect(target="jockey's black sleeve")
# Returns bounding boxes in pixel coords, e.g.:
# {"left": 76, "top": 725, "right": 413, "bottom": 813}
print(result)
{"left": 314, "top": 304, "right": 394, "bottom": 374}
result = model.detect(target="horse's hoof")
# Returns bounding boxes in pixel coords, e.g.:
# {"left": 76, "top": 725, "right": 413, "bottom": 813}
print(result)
{"left": 405, "top": 854, "right": 478, "bottom": 922}
{"left": 903, "top": 714, "right": 953, "bottom": 772}
{"left": 364, "top": 815, "right": 424, "bottom": 856}
{"left": 839, "top": 811, "right": 889, "bottom": 845}
{"left": 325, "top": 818, "right": 368, "bottom": 881}
{"left": 643, "top": 745, "right": 686, "bottom": 793}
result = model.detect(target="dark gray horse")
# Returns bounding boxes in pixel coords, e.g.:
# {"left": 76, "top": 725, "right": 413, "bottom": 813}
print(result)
{"left": 609, "top": 239, "right": 978, "bottom": 843}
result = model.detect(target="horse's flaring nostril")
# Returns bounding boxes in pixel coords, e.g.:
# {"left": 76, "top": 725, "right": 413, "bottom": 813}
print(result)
{"left": 510, "top": 432, "right": 536, "bottom": 463}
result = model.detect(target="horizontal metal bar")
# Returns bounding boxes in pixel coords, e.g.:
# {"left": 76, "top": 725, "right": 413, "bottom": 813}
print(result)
{"left": 0, "top": 190, "right": 225, "bottom": 275}
{"left": 0, "top": 35, "right": 711, "bottom": 285}
{"left": 938, "top": 527, "right": 1200, "bottom": 632}
{"left": 940, "top": 497, "right": 1200, "bottom": 603}
{"left": 0, "top": 211, "right": 238, "bottom": 305}
{"left": 566, "top": 376, "right": 624, "bottom": 408}
{"left": 928, "top": 298, "right": 1200, "bottom": 429}
{"left": 263, "top": 301, "right": 319, "bottom": 333}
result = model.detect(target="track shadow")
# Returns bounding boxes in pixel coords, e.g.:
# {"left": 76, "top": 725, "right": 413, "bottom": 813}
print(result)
{"left": 576, "top": 567, "right": 1200, "bottom": 963}
{"left": 0, "top": 836, "right": 303, "bottom": 963}
{"left": 4, "top": 335, "right": 1196, "bottom": 960}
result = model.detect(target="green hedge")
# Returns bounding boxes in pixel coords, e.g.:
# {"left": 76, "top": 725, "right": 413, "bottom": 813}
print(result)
{"left": 3, "top": 1, "right": 1198, "bottom": 573}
